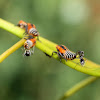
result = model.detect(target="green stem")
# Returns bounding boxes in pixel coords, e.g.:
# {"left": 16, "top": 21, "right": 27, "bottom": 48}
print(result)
{"left": 60, "top": 76, "right": 98, "bottom": 100}
{"left": 0, "top": 39, "right": 25, "bottom": 63}
{"left": 0, "top": 18, "right": 100, "bottom": 77}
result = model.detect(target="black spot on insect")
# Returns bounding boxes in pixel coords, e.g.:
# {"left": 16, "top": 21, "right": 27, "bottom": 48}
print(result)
{"left": 60, "top": 45, "right": 66, "bottom": 50}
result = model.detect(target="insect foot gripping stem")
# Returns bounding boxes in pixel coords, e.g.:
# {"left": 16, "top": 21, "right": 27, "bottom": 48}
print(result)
{"left": 44, "top": 53, "right": 51, "bottom": 58}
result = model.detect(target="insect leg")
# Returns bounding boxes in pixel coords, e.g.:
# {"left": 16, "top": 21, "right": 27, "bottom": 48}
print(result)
{"left": 52, "top": 51, "right": 58, "bottom": 56}
{"left": 31, "top": 46, "right": 35, "bottom": 54}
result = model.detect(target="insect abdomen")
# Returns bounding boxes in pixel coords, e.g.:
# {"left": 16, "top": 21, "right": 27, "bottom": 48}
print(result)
{"left": 65, "top": 51, "right": 76, "bottom": 60}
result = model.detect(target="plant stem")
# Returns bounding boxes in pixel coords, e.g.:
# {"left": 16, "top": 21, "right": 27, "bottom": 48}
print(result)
{"left": 0, "top": 18, "right": 100, "bottom": 77}
{"left": 60, "top": 76, "right": 98, "bottom": 100}
{"left": 0, "top": 39, "right": 26, "bottom": 63}
{"left": 0, "top": 18, "right": 24, "bottom": 38}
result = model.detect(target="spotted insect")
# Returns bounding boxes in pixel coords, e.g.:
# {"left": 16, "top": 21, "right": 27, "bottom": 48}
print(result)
{"left": 17, "top": 21, "right": 39, "bottom": 37}
{"left": 26, "top": 23, "right": 39, "bottom": 39}
{"left": 17, "top": 20, "right": 27, "bottom": 29}
{"left": 52, "top": 45, "right": 85, "bottom": 65}
{"left": 24, "top": 38, "right": 36, "bottom": 56}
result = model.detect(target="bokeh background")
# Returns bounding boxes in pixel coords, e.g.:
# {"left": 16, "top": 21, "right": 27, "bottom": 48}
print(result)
{"left": 0, "top": 0, "right": 100, "bottom": 100}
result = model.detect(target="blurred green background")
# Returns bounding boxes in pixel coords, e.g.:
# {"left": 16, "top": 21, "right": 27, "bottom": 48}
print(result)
{"left": 0, "top": 0, "right": 100, "bottom": 100}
